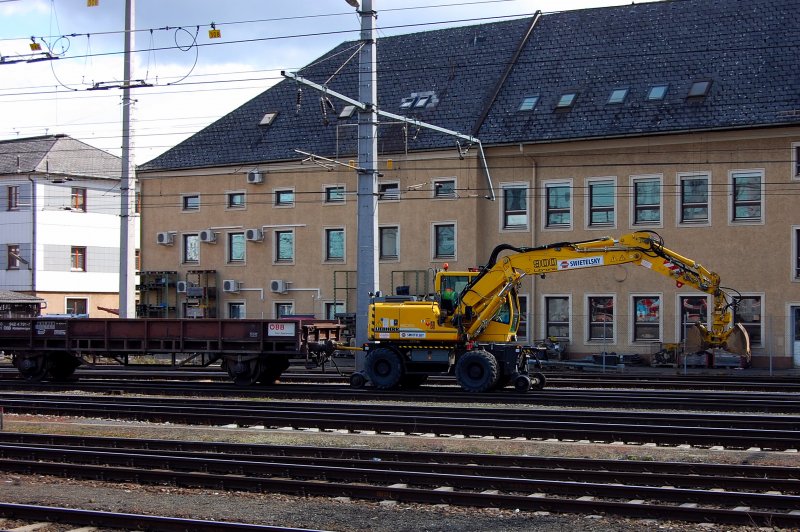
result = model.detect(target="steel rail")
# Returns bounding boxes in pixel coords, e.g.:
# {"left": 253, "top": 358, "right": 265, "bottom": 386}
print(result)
{"left": 1, "top": 451, "right": 799, "bottom": 527}
{"left": 0, "top": 502, "right": 320, "bottom": 531}
{"left": 2, "top": 395, "right": 799, "bottom": 449}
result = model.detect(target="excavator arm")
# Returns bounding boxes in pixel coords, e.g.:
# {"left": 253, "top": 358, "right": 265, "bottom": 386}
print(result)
{"left": 454, "top": 231, "right": 750, "bottom": 362}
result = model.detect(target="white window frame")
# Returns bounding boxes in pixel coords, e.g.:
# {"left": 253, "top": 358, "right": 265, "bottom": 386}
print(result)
{"left": 182, "top": 233, "right": 199, "bottom": 264}
{"left": 630, "top": 293, "right": 663, "bottom": 344}
{"left": 791, "top": 141, "right": 800, "bottom": 181}
{"left": 585, "top": 176, "right": 616, "bottom": 230}
{"left": 542, "top": 294, "right": 571, "bottom": 341}
{"left": 65, "top": 297, "right": 88, "bottom": 315}
{"left": 227, "top": 301, "right": 246, "bottom": 319}
{"left": 323, "top": 226, "right": 346, "bottom": 263}
{"left": 379, "top": 224, "right": 400, "bottom": 262}
{"left": 378, "top": 181, "right": 401, "bottom": 202}
{"left": 181, "top": 194, "right": 200, "bottom": 212}
{"left": 677, "top": 171, "right": 712, "bottom": 227}
{"left": 431, "top": 221, "right": 457, "bottom": 261}
{"left": 273, "top": 188, "right": 295, "bottom": 208}
{"left": 227, "top": 232, "right": 246, "bottom": 265}
{"left": 542, "top": 179, "right": 573, "bottom": 231}
{"left": 323, "top": 184, "right": 346, "bottom": 204}
{"left": 793, "top": 225, "right": 800, "bottom": 283}
{"left": 629, "top": 174, "right": 663, "bottom": 228}
{"left": 325, "top": 301, "right": 346, "bottom": 320}
{"left": 586, "top": 294, "right": 616, "bottom": 344}
{"left": 274, "top": 301, "right": 294, "bottom": 319}
{"left": 273, "top": 229, "right": 295, "bottom": 265}
{"left": 728, "top": 169, "right": 765, "bottom": 225}
{"left": 676, "top": 294, "right": 711, "bottom": 343}
{"left": 500, "top": 182, "right": 529, "bottom": 232}
{"left": 225, "top": 190, "right": 246, "bottom": 210}
{"left": 432, "top": 177, "right": 457, "bottom": 199}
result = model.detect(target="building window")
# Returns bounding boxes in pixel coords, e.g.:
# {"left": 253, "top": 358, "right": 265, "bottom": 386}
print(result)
{"left": 731, "top": 171, "right": 762, "bottom": 222}
{"left": 517, "top": 294, "right": 529, "bottom": 342}
{"left": 183, "top": 234, "right": 199, "bottom": 264}
{"left": 545, "top": 182, "right": 571, "bottom": 228}
{"left": 795, "top": 227, "right": 800, "bottom": 280}
{"left": 325, "top": 185, "right": 345, "bottom": 203}
{"left": 647, "top": 84, "right": 668, "bottom": 101}
{"left": 228, "top": 302, "right": 245, "bottom": 319}
{"left": 182, "top": 195, "right": 200, "bottom": 211}
{"left": 679, "top": 174, "right": 709, "bottom": 224}
{"left": 737, "top": 295, "right": 762, "bottom": 346}
{"left": 588, "top": 179, "right": 614, "bottom": 227}
{"left": 687, "top": 80, "right": 712, "bottom": 98}
{"left": 633, "top": 296, "right": 661, "bottom": 342}
{"left": 545, "top": 296, "right": 570, "bottom": 339}
{"left": 325, "top": 301, "right": 345, "bottom": 320}
{"left": 556, "top": 92, "right": 577, "bottom": 109}
{"left": 379, "top": 226, "right": 399, "bottom": 260}
{"left": 70, "top": 246, "right": 86, "bottom": 271}
{"left": 227, "top": 192, "right": 245, "bottom": 209}
{"left": 502, "top": 185, "right": 528, "bottom": 230}
{"left": 378, "top": 182, "right": 400, "bottom": 201}
{"left": 71, "top": 187, "right": 86, "bottom": 211}
{"left": 588, "top": 296, "right": 614, "bottom": 341}
{"left": 518, "top": 95, "right": 539, "bottom": 111}
{"left": 275, "top": 302, "right": 293, "bottom": 319}
{"left": 228, "top": 232, "right": 245, "bottom": 263}
{"left": 274, "top": 189, "right": 294, "bottom": 207}
{"left": 7, "top": 185, "right": 19, "bottom": 211}
{"left": 793, "top": 143, "right": 800, "bottom": 179}
{"left": 7, "top": 244, "right": 21, "bottom": 270}
{"left": 275, "top": 230, "right": 294, "bottom": 263}
{"left": 325, "top": 228, "right": 345, "bottom": 262}
{"left": 65, "top": 298, "right": 87, "bottom": 315}
{"left": 608, "top": 88, "right": 627, "bottom": 104}
{"left": 679, "top": 295, "right": 709, "bottom": 342}
{"left": 632, "top": 176, "right": 661, "bottom": 225}
{"left": 434, "top": 179, "right": 456, "bottom": 199}
{"left": 433, "top": 223, "right": 455, "bottom": 259}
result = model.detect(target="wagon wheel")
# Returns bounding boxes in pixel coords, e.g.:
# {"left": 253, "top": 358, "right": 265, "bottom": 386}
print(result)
{"left": 225, "top": 357, "right": 263, "bottom": 386}
{"left": 259, "top": 356, "right": 291, "bottom": 385}
{"left": 14, "top": 355, "right": 48, "bottom": 382}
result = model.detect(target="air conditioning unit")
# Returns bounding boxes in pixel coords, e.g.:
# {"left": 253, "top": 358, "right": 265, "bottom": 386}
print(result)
{"left": 245, "top": 228, "right": 263, "bottom": 242}
{"left": 222, "top": 279, "right": 240, "bottom": 293}
{"left": 270, "top": 279, "right": 288, "bottom": 294}
{"left": 176, "top": 281, "right": 188, "bottom": 293}
{"left": 246, "top": 170, "right": 263, "bottom": 184}
{"left": 156, "top": 232, "right": 173, "bottom": 245}
{"left": 199, "top": 229, "right": 216, "bottom": 243}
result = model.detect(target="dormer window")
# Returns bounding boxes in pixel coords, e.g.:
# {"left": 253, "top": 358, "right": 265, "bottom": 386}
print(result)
{"left": 518, "top": 95, "right": 539, "bottom": 111}
{"left": 400, "top": 97, "right": 416, "bottom": 109}
{"left": 414, "top": 96, "right": 430, "bottom": 108}
{"left": 687, "top": 80, "right": 712, "bottom": 98}
{"left": 647, "top": 84, "right": 668, "bottom": 101}
{"left": 556, "top": 92, "right": 577, "bottom": 109}
{"left": 608, "top": 88, "right": 628, "bottom": 104}
{"left": 259, "top": 112, "right": 278, "bottom": 126}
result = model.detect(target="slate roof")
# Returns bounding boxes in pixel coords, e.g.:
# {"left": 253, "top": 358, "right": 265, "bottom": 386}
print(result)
{"left": 0, "top": 290, "right": 44, "bottom": 304}
{"left": 140, "top": 0, "right": 800, "bottom": 172}
{"left": 0, "top": 135, "right": 121, "bottom": 179}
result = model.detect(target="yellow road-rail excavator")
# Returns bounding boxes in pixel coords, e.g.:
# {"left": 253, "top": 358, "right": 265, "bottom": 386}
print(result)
{"left": 350, "top": 231, "right": 750, "bottom": 393}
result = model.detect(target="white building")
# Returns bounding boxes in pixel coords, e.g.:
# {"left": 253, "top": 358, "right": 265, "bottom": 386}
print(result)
{"left": 0, "top": 134, "right": 132, "bottom": 317}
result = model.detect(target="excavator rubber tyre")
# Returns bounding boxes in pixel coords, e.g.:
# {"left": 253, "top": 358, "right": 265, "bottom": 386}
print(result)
{"left": 364, "top": 348, "right": 404, "bottom": 390}
{"left": 455, "top": 350, "right": 499, "bottom": 393}
{"left": 349, "top": 371, "right": 367, "bottom": 388}
{"left": 529, "top": 371, "right": 546, "bottom": 391}
{"left": 513, "top": 374, "right": 531, "bottom": 393}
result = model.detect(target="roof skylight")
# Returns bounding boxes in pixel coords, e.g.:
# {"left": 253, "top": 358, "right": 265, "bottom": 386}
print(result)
{"left": 608, "top": 88, "right": 628, "bottom": 104}
{"left": 259, "top": 112, "right": 278, "bottom": 126}
{"left": 688, "top": 80, "right": 712, "bottom": 98}
{"left": 518, "top": 95, "right": 539, "bottom": 111}
{"left": 556, "top": 92, "right": 577, "bottom": 109}
{"left": 647, "top": 84, "right": 669, "bottom": 101}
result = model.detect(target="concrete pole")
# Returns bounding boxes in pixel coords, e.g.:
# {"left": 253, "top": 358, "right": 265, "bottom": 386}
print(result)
{"left": 354, "top": 0, "right": 379, "bottom": 346}
{"left": 119, "top": 0, "right": 136, "bottom": 318}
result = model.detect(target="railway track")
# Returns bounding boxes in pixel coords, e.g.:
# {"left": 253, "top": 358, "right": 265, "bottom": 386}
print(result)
{"left": 2, "top": 393, "right": 799, "bottom": 450}
{"left": 1, "top": 433, "right": 798, "bottom": 527}
{"left": 2, "top": 378, "right": 800, "bottom": 413}
{"left": 0, "top": 502, "right": 318, "bottom": 531}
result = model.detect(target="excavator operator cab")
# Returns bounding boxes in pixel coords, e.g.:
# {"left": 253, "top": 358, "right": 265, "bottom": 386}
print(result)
{"left": 438, "top": 273, "right": 471, "bottom": 314}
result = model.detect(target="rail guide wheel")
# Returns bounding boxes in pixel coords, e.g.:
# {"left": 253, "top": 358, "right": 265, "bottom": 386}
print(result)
{"left": 513, "top": 374, "right": 531, "bottom": 393}
{"left": 529, "top": 371, "right": 546, "bottom": 391}
{"left": 349, "top": 371, "right": 367, "bottom": 388}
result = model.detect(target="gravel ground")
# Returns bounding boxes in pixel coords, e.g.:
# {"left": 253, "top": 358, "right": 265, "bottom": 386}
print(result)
{"left": 1, "top": 413, "right": 797, "bottom": 531}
